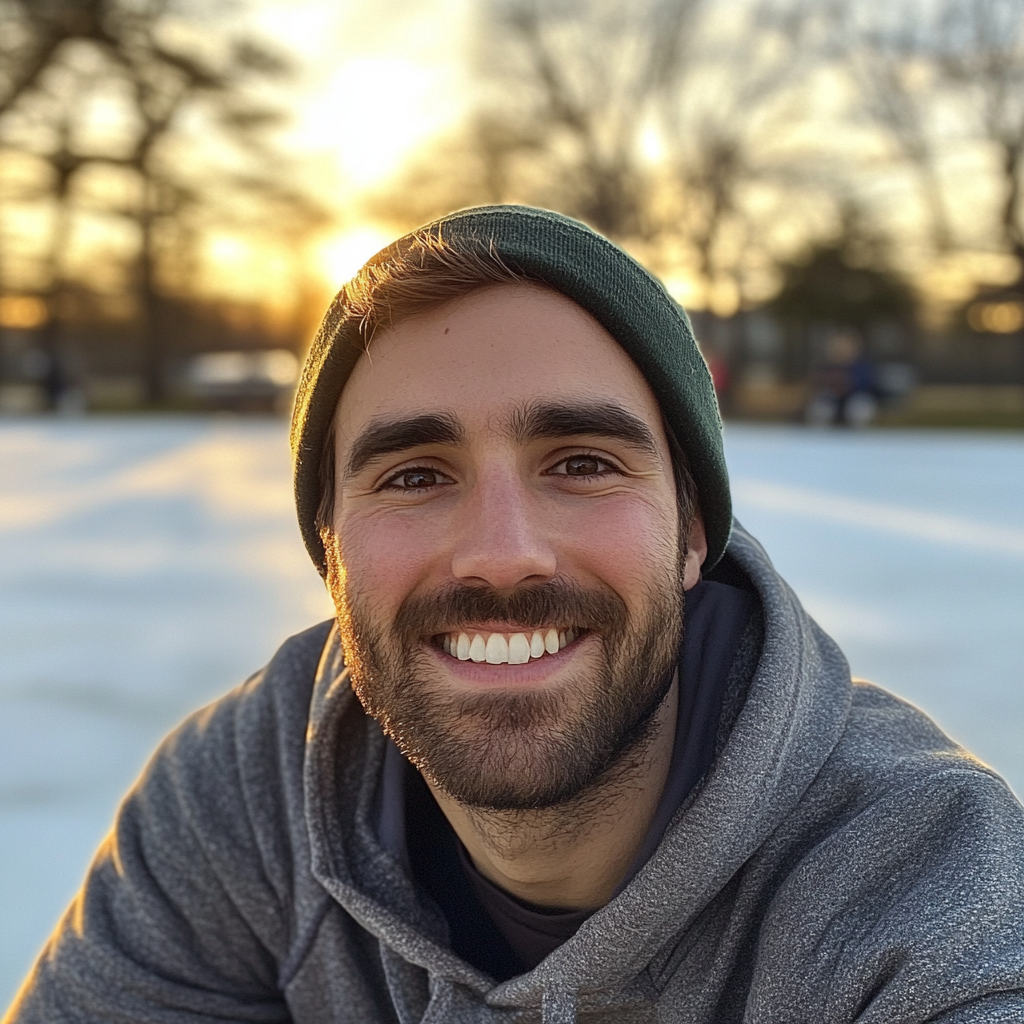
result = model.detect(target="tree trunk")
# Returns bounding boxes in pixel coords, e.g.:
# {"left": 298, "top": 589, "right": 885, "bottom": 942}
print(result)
{"left": 39, "top": 156, "right": 75, "bottom": 410}
{"left": 137, "top": 187, "right": 163, "bottom": 406}
{"left": 999, "top": 139, "right": 1024, "bottom": 288}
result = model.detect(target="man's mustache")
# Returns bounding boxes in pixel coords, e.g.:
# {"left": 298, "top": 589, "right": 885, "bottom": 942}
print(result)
{"left": 391, "top": 578, "right": 630, "bottom": 639}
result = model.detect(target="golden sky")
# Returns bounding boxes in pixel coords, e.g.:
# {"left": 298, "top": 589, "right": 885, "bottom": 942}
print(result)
{"left": 208, "top": 0, "right": 1012, "bottom": 318}
{"left": 239, "top": 0, "right": 474, "bottom": 289}
{"left": 4, "top": 0, "right": 1010, "bottom": 320}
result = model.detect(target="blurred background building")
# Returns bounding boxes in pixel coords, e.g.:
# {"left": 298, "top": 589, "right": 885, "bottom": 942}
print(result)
{"left": 1, "top": 0, "right": 1023, "bottom": 427}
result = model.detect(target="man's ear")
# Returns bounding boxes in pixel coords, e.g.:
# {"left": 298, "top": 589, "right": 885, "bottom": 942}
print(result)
{"left": 682, "top": 514, "right": 707, "bottom": 591}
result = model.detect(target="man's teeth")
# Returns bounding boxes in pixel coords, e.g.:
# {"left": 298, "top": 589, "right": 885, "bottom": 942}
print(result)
{"left": 530, "top": 631, "right": 546, "bottom": 658}
{"left": 441, "top": 628, "right": 578, "bottom": 664}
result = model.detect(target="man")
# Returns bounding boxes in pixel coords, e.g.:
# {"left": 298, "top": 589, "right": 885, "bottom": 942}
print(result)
{"left": 7, "top": 206, "right": 1024, "bottom": 1023}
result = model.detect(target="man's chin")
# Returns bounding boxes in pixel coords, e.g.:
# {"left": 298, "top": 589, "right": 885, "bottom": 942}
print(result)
{"left": 380, "top": 671, "right": 659, "bottom": 811}
{"left": 414, "top": 730, "right": 619, "bottom": 811}
{"left": 414, "top": 717, "right": 659, "bottom": 812}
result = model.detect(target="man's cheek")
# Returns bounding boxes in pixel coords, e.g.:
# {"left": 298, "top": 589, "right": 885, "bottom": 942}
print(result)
{"left": 560, "top": 503, "right": 678, "bottom": 584}
{"left": 337, "top": 513, "right": 445, "bottom": 606}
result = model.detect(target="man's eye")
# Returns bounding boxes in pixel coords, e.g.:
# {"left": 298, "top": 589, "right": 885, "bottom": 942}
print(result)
{"left": 554, "top": 454, "right": 615, "bottom": 477}
{"left": 565, "top": 456, "right": 602, "bottom": 476}
{"left": 382, "top": 468, "right": 448, "bottom": 490}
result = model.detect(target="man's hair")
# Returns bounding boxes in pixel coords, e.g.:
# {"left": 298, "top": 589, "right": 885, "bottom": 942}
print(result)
{"left": 315, "top": 229, "right": 698, "bottom": 534}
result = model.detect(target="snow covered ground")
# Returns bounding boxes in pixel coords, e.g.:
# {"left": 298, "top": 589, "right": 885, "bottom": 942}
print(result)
{"left": 1, "top": 417, "right": 1022, "bottom": 1004}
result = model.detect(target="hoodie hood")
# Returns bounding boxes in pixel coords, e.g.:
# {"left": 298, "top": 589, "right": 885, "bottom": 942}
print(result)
{"left": 301, "top": 522, "right": 852, "bottom": 1021}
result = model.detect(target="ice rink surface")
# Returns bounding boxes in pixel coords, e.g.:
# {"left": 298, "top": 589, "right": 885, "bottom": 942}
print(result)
{"left": 1, "top": 417, "right": 1022, "bottom": 1004}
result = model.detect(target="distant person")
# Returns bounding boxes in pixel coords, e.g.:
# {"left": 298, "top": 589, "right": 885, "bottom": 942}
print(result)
{"left": 41, "top": 349, "right": 66, "bottom": 411}
{"left": 26, "top": 342, "right": 83, "bottom": 415}
{"left": 7, "top": 208, "right": 1024, "bottom": 1023}
{"left": 806, "top": 328, "right": 879, "bottom": 428}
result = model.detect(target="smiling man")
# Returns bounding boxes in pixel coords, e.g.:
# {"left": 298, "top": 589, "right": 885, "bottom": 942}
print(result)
{"left": 7, "top": 207, "right": 1024, "bottom": 1023}
{"left": 324, "top": 281, "right": 708, "bottom": 930}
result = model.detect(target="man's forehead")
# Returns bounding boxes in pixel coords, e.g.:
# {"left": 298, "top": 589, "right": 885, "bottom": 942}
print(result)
{"left": 336, "top": 283, "right": 660, "bottom": 430}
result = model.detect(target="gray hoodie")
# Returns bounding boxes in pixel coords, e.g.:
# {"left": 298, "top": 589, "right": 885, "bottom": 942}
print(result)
{"left": 6, "top": 524, "right": 1024, "bottom": 1023}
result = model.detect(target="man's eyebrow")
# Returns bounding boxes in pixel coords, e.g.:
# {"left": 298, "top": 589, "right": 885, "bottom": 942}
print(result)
{"left": 507, "top": 401, "right": 659, "bottom": 456}
{"left": 344, "top": 413, "right": 465, "bottom": 478}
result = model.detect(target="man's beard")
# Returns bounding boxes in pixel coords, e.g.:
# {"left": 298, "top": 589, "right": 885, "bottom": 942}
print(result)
{"left": 328, "top": 554, "right": 685, "bottom": 811}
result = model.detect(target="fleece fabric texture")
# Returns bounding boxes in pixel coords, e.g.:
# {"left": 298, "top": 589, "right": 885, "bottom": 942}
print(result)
{"left": 290, "top": 204, "right": 732, "bottom": 576}
{"left": 6, "top": 523, "right": 1024, "bottom": 1024}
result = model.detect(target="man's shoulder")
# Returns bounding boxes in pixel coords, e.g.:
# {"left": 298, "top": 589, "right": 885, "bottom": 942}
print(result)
{"left": 839, "top": 679, "right": 1006, "bottom": 785}
{"left": 261, "top": 618, "right": 337, "bottom": 702}
{"left": 802, "top": 677, "right": 1023, "bottom": 848}
{"left": 3, "top": 621, "right": 343, "bottom": 1020}
{"left": 100, "top": 620, "right": 338, "bottom": 923}
{"left": 168, "top": 618, "right": 332, "bottom": 741}
{"left": 745, "top": 681, "right": 1024, "bottom": 1015}
{"left": 723, "top": 703, "right": 1024, "bottom": 1023}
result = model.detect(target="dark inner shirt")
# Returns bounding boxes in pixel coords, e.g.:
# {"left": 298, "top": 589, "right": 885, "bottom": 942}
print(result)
{"left": 383, "top": 578, "right": 757, "bottom": 981}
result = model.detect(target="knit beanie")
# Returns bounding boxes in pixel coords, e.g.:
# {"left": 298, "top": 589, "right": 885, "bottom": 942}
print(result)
{"left": 291, "top": 205, "right": 732, "bottom": 576}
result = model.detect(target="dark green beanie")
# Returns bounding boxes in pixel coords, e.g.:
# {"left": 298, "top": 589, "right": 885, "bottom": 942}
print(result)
{"left": 291, "top": 205, "right": 732, "bottom": 576}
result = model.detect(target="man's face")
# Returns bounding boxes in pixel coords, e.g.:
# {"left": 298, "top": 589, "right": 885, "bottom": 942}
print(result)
{"left": 327, "top": 283, "right": 706, "bottom": 810}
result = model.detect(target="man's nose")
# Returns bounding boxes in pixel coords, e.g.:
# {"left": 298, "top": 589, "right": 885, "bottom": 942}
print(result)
{"left": 450, "top": 467, "right": 557, "bottom": 590}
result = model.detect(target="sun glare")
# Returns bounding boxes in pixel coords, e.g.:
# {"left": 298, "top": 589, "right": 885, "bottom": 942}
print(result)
{"left": 303, "top": 56, "right": 460, "bottom": 187}
{"left": 639, "top": 123, "right": 666, "bottom": 165}
{"left": 663, "top": 274, "right": 701, "bottom": 307}
{"left": 208, "top": 235, "right": 249, "bottom": 265}
{"left": 318, "top": 226, "right": 395, "bottom": 287}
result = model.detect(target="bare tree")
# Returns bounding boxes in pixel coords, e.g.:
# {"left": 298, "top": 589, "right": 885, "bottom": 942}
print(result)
{"left": 0, "top": 0, "right": 108, "bottom": 117}
{"left": 656, "top": 0, "right": 824, "bottom": 305}
{"left": 374, "top": 0, "right": 818, "bottom": 309}
{"left": 486, "top": 0, "right": 709, "bottom": 238}
{"left": 835, "top": 0, "right": 1024, "bottom": 284}
{"left": 835, "top": 3, "right": 953, "bottom": 252}
{"left": 0, "top": 0, "right": 321, "bottom": 402}
{"left": 937, "top": 0, "right": 1024, "bottom": 281}
{"left": 373, "top": 0, "right": 713, "bottom": 236}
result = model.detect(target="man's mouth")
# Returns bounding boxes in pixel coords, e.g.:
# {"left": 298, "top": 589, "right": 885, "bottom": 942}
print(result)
{"left": 435, "top": 628, "right": 581, "bottom": 665}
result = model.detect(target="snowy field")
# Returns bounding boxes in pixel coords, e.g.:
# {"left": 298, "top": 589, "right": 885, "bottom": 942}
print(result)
{"left": 1, "top": 416, "right": 1023, "bottom": 1005}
